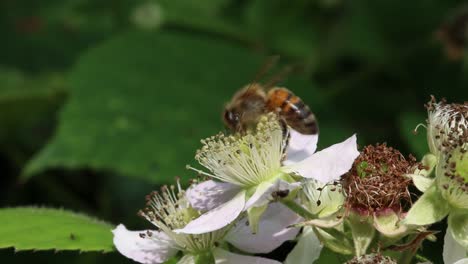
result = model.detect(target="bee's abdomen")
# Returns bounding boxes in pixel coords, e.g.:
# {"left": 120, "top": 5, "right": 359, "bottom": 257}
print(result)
{"left": 266, "top": 88, "right": 318, "bottom": 135}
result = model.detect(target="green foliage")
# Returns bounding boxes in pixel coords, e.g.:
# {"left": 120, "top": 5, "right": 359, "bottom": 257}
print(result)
{"left": 0, "top": 207, "right": 114, "bottom": 252}
{"left": 0, "top": 69, "right": 66, "bottom": 166}
{"left": 399, "top": 112, "right": 429, "bottom": 158}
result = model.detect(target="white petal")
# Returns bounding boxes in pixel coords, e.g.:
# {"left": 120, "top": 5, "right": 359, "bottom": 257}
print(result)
{"left": 186, "top": 180, "right": 241, "bottom": 211}
{"left": 284, "top": 227, "right": 323, "bottom": 264}
{"left": 175, "top": 190, "right": 246, "bottom": 234}
{"left": 454, "top": 259, "right": 468, "bottom": 264}
{"left": 244, "top": 180, "right": 301, "bottom": 209}
{"left": 112, "top": 224, "right": 178, "bottom": 264}
{"left": 226, "top": 202, "right": 301, "bottom": 253}
{"left": 444, "top": 227, "right": 468, "bottom": 264}
{"left": 177, "top": 255, "right": 195, "bottom": 264}
{"left": 285, "top": 134, "right": 359, "bottom": 183}
{"left": 213, "top": 248, "right": 281, "bottom": 264}
{"left": 284, "top": 129, "right": 319, "bottom": 165}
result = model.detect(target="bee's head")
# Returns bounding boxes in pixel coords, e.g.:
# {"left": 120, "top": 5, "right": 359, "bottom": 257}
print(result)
{"left": 223, "top": 108, "right": 241, "bottom": 131}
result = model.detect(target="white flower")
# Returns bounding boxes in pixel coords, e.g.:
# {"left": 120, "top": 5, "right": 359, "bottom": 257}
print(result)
{"left": 177, "top": 113, "right": 359, "bottom": 234}
{"left": 112, "top": 181, "right": 284, "bottom": 264}
{"left": 406, "top": 100, "right": 468, "bottom": 249}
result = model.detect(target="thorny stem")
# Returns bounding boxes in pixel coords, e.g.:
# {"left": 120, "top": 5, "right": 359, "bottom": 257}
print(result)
{"left": 281, "top": 199, "right": 317, "bottom": 219}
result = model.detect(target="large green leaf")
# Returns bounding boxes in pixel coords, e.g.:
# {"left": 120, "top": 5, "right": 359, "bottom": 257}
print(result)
{"left": 0, "top": 207, "right": 114, "bottom": 252}
{"left": 23, "top": 31, "right": 322, "bottom": 183}
{"left": 0, "top": 69, "right": 66, "bottom": 157}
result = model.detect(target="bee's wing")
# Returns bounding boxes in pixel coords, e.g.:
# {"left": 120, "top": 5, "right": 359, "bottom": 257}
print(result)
{"left": 246, "top": 55, "right": 280, "bottom": 91}
{"left": 263, "top": 65, "right": 294, "bottom": 90}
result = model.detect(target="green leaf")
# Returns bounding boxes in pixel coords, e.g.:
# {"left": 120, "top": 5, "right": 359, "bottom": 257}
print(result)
{"left": 159, "top": 0, "right": 250, "bottom": 42}
{"left": 23, "top": 31, "right": 322, "bottom": 183}
{"left": 404, "top": 185, "right": 450, "bottom": 225}
{"left": 0, "top": 207, "right": 114, "bottom": 252}
{"left": 399, "top": 111, "right": 429, "bottom": 158}
{"left": 0, "top": 69, "right": 67, "bottom": 144}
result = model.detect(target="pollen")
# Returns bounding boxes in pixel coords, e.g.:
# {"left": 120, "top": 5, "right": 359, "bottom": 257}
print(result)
{"left": 193, "top": 113, "right": 286, "bottom": 187}
{"left": 342, "top": 144, "right": 416, "bottom": 213}
{"left": 139, "top": 179, "right": 230, "bottom": 253}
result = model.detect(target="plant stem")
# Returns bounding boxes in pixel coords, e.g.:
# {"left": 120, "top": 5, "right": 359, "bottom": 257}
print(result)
{"left": 280, "top": 199, "right": 316, "bottom": 219}
{"left": 399, "top": 249, "right": 417, "bottom": 264}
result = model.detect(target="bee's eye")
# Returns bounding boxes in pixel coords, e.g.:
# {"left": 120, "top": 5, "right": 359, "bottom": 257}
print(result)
{"left": 225, "top": 110, "right": 239, "bottom": 123}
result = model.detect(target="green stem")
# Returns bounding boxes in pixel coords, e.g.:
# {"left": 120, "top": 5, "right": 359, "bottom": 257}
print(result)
{"left": 399, "top": 249, "right": 417, "bottom": 264}
{"left": 281, "top": 199, "right": 316, "bottom": 219}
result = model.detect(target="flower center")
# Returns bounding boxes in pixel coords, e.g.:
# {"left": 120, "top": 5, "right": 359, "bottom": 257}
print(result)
{"left": 194, "top": 113, "right": 286, "bottom": 187}
{"left": 140, "top": 181, "right": 229, "bottom": 253}
{"left": 426, "top": 98, "right": 468, "bottom": 156}
{"left": 342, "top": 144, "right": 416, "bottom": 213}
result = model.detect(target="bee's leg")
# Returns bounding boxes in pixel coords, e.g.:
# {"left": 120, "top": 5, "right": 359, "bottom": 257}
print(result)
{"left": 279, "top": 118, "right": 290, "bottom": 162}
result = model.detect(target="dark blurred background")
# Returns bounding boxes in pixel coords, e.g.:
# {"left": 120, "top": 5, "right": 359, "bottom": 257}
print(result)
{"left": 1, "top": 0, "right": 467, "bottom": 263}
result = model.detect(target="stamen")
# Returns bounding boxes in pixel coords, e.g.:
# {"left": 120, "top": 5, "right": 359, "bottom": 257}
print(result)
{"left": 194, "top": 113, "right": 286, "bottom": 187}
{"left": 139, "top": 179, "right": 230, "bottom": 253}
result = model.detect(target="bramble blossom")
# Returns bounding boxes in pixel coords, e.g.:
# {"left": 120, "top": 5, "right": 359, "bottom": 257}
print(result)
{"left": 112, "top": 181, "right": 286, "bottom": 264}
{"left": 177, "top": 113, "right": 359, "bottom": 235}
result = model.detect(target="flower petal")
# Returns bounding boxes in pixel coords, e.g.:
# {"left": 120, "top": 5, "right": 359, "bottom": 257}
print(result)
{"left": 244, "top": 179, "right": 301, "bottom": 210}
{"left": 284, "top": 129, "right": 318, "bottom": 165}
{"left": 225, "top": 202, "right": 301, "bottom": 254}
{"left": 448, "top": 209, "right": 468, "bottom": 250}
{"left": 285, "top": 134, "right": 359, "bottom": 183}
{"left": 112, "top": 224, "right": 177, "bottom": 264}
{"left": 175, "top": 190, "right": 246, "bottom": 234}
{"left": 284, "top": 226, "right": 323, "bottom": 264}
{"left": 213, "top": 248, "right": 281, "bottom": 264}
{"left": 186, "top": 180, "right": 241, "bottom": 211}
{"left": 404, "top": 185, "right": 450, "bottom": 226}
{"left": 444, "top": 226, "right": 468, "bottom": 264}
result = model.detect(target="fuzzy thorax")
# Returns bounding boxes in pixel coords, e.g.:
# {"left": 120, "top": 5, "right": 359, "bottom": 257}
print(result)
{"left": 194, "top": 113, "right": 286, "bottom": 187}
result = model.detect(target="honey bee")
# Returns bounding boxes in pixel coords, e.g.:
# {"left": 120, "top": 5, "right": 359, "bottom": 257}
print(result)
{"left": 223, "top": 57, "right": 318, "bottom": 135}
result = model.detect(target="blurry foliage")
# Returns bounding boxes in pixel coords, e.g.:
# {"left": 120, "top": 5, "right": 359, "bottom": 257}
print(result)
{"left": 0, "top": 0, "right": 467, "bottom": 263}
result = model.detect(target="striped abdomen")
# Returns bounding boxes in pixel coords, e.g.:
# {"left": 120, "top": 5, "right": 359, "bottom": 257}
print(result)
{"left": 266, "top": 88, "right": 318, "bottom": 135}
